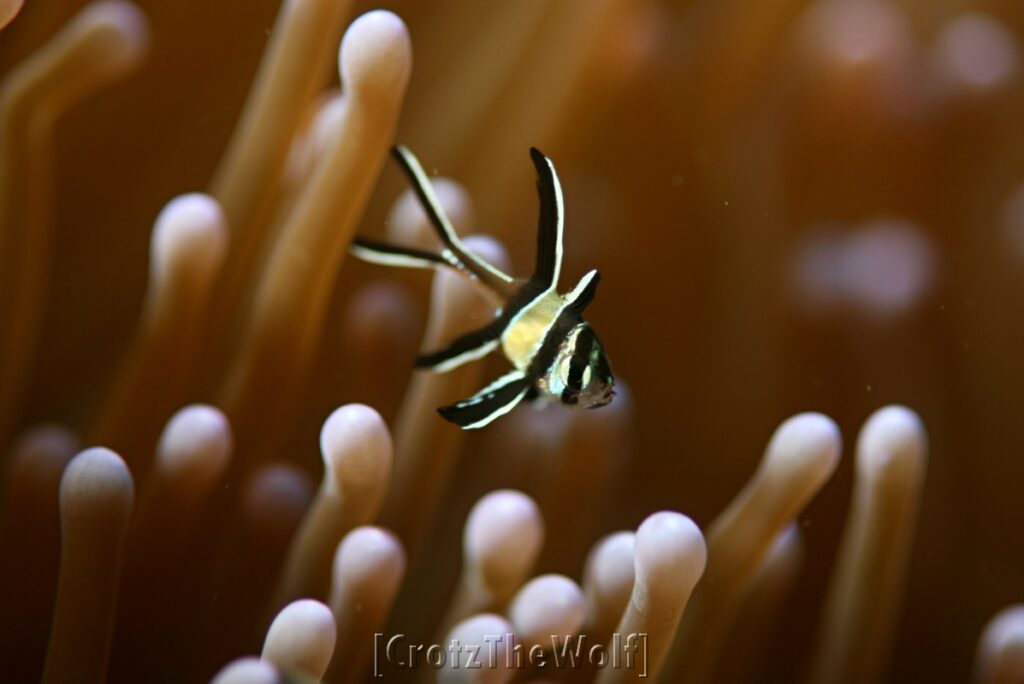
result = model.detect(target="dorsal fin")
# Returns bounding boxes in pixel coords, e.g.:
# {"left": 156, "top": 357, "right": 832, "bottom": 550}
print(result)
{"left": 527, "top": 147, "right": 565, "bottom": 291}
{"left": 564, "top": 269, "right": 600, "bottom": 315}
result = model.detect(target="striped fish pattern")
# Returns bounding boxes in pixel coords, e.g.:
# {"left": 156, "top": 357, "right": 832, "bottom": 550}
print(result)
{"left": 350, "top": 146, "right": 615, "bottom": 429}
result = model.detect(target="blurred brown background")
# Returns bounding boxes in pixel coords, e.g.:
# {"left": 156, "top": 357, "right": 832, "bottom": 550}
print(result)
{"left": 3, "top": 0, "right": 1024, "bottom": 681}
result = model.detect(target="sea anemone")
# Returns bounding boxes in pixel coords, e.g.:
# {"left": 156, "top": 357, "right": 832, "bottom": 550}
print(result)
{"left": 1, "top": 1, "right": 1023, "bottom": 682}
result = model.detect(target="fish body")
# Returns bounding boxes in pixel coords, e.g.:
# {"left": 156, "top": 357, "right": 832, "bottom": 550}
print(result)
{"left": 501, "top": 289, "right": 561, "bottom": 371}
{"left": 351, "top": 145, "right": 614, "bottom": 428}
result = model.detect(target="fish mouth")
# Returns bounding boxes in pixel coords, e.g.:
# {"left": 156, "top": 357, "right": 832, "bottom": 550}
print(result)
{"left": 583, "top": 387, "right": 616, "bottom": 409}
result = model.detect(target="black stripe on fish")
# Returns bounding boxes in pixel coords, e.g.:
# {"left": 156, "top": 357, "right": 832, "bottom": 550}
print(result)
{"left": 566, "top": 326, "right": 594, "bottom": 391}
{"left": 529, "top": 311, "right": 582, "bottom": 388}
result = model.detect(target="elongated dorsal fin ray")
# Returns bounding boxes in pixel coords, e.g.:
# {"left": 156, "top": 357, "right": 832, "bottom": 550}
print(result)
{"left": 528, "top": 147, "right": 565, "bottom": 292}
{"left": 564, "top": 269, "right": 601, "bottom": 315}
{"left": 391, "top": 146, "right": 515, "bottom": 295}
{"left": 437, "top": 370, "right": 532, "bottom": 429}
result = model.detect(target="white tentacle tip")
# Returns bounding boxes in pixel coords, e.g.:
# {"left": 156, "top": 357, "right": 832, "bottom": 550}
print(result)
{"left": 262, "top": 599, "right": 336, "bottom": 679}
{"left": 766, "top": 412, "right": 842, "bottom": 478}
{"left": 584, "top": 531, "right": 636, "bottom": 604}
{"left": 319, "top": 404, "right": 393, "bottom": 491}
{"left": 242, "top": 465, "right": 314, "bottom": 535}
{"left": 211, "top": 657, "right": 280, "bottom": 684}
{"left": 0, "top": 0, "right": 25, "bottom": 31}
{"left": 151, "top": 193, "right": 228, "bottom": 276}
{"left": 634, "top": 512, "right": 707, "bottom": 597}
{"left": 933, "top": 13, "right": 1020, "bottom": 93}
{"left": 441, "top": 614, "right": 516, "bottom": 684}
{"left": 338, "top": 10, "right": 411, "bottom": 100}
{"left": 59, "top": 447, "right": 134, "bottom": 521}
{"left": 857, "top": 405, "right": 927, "bottom": 480}
{"left": 976, "top": 605, "right": 1024, "bottom": 682}
{"left": 10, "top": 424, "right": 79, "bottom": 479}
{"left": 465, "top": 490, "right": 544, "bottom": 587}
{"left": 509, "top": 574, "right": 586, "bottom": 644}
{"left": 156, "top": 404, "right": 232, "bottom": 486}
{"left": 77, "top": 0, "right": 151, "bottom": 68}
{"left": 333, "top": 526, "right": 405, "bottom": 589}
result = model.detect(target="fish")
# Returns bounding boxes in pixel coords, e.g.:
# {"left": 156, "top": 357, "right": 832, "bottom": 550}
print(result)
{"left": 350, "top": 145, "right": 615, "bottom": 429}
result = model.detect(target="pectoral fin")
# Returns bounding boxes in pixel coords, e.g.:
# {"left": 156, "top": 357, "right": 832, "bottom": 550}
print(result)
{"left": 415, "top": 317, "right": 505, "bottom": 373}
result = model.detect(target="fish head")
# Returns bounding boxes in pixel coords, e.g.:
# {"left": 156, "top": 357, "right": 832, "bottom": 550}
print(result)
{"left": 549, "top": 322, "right": 615, "bottom": 409}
